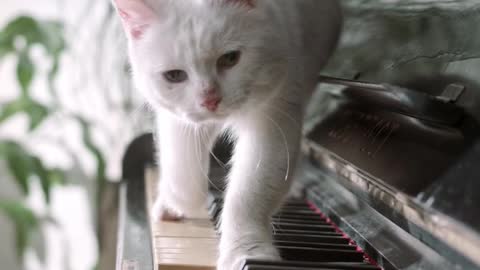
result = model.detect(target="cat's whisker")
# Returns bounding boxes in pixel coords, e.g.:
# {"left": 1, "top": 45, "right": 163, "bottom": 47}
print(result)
{"left": 271, "top": 221, "right": 278, "bottom": 235}
{"left": 212, "top": 154, "right": 227, "bottom": 169}
{"left": 205, "top": 130, "right": 228, "bottom": 170}
{"left": 192, "top": 126, "right": 208, "bottom": 196}
{"left": 253, "top": 131, "right": 264, "bottom": 174}
{"left": 190, "top": 126, "right": 202, "bottom": 194}
{"left": 266, "top": 105, "right": 301, "bottom": 130}
{"left": 190, "top": 126, "right": 206, "bottom": 197}
{"left": 199, "top": 128, "right": 225, "bottom": 192}
{"left": 255, "top": 152, "right": 263, "bottom": 172}
{"left": 127, "top": 102, "right": 153, "bottom": 125}
{"left": 261, "top": 112, "right": 291, "bottom": 183}
{"left": 194, "top": 125, "right": 223, "bottom": 193}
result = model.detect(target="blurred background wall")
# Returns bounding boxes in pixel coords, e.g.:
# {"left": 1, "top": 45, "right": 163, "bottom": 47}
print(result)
{"left": 0, "top": 1, "right": 148, "bottom": 270}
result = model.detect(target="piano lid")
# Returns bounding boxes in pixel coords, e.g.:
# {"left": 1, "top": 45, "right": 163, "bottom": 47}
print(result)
{"left": 303, "top": 74, "right": 480, "bottom": 269}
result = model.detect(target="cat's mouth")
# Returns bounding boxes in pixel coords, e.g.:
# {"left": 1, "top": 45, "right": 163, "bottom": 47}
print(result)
{"left": 182, "top": 110, "right": 229, "bottom": 124}
{"left": 179, "top": 97, "right": 248, "bottom": 124}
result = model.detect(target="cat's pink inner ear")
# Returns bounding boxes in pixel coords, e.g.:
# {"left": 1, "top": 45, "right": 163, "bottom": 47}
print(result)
{"left": 114, "top": 0, "right": 156, "bottom": 39}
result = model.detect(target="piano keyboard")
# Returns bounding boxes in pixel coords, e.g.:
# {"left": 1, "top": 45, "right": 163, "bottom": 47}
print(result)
{"left": 145, "top": 168, "right": 381, "bottom": 270}
{"left": 145, "top": 169, "right": 219, "bottom": 269}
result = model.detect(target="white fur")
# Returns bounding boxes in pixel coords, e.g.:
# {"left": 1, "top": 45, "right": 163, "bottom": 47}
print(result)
{"left": 113, "top": 0, "right": 342, "bottom": 269}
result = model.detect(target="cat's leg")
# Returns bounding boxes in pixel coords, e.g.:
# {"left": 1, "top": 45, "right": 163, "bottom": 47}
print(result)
{"left": 218, "top": 105, "right": 303, "bottom": 270}
{"left": 152, "top": 112, "right": 220, "bottom": 221}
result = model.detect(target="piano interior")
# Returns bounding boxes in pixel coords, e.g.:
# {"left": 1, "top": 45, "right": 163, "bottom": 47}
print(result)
{"left": 116, "top": 2, "right": 480, "bottom": 270}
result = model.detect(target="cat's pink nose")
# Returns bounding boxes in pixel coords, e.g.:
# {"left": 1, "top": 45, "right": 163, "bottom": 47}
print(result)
{"left": 201, "top": 96, "right": 222, "bottom": 112}
{"left": 201, "top": 88, "right": 222, "bottom": 112}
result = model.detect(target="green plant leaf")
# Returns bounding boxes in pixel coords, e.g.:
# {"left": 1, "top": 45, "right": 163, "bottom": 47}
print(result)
{"left": 0, "top": 15, "right": 64, "bottom": 129}
{"left": 0, "top": 141, "right": 64, "bottom": 202}
{"left": 6, "top": 153, "right": 32, "bottom": 194}
{"left": 48, "top": 169, "right": 66, "bottom": 186}
{"left": 0, "top": 98, "right": 50, "bottom": 130}
{"left": 0, "top": 142, "right": 34, "bottom": 194}
{"left": 37, "top": 21, "right": 66, "bottom": 56}
{"left": 31, "top": 158, "right": 66, "bottom": 203}
{"left": 47, "top": 55, "right": 60, "bottom": 99}
{"left": 77, "top": 118, "right": 108, "bottom": 228}
{"left": 2, "top": 16, "right": 43, "bottom": 46}
{"left": 0, "top": 99, "right": 26, "bottom": 124}
{"left": 77, "top": 119, "right": 107, "bottom": 182}
{"left": 0, "top": 32, "right": 14, "bottom": 60}
{"left": 32, "top": 158, "right": 52, "bottom": 203}
{"left": 26, "top": 101, "right": 49, "bottom": 130}
{"left": 0, "top": 200, "right": 39, "bottom": 260}
{"left": 17, "top": 50, "right": 34, "bottom": 94}
{"left": 0, "top": 16, "right": 65, "bottom": 55}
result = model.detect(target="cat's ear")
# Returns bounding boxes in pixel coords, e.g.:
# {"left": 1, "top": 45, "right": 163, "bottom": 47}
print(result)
{"left": 112, "top": 0, "right": 156, "bottom": 40}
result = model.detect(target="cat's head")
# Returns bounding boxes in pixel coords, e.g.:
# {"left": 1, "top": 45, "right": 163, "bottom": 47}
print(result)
{"left": 113, "top": 0, "right": 288, "bottom": 123}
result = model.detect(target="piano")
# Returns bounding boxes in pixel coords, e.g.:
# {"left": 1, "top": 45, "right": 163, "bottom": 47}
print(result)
{"left": 115, "top": 73, "right": 480, "bottom": 270}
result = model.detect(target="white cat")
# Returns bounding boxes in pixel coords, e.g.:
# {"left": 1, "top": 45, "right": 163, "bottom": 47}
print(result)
{"left": 112, "top": 0, "right": 342, "bottom": 269}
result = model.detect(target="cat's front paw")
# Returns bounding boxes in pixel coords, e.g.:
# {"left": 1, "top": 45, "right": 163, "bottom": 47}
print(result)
{"left": 151, "top": 185, "right": 209, "bottom": 222}
{"left": 151, "top": 198, "right": 184, "bottom": 222}
{"left": 217, "top": 241, "right": 280, "bottom": 270}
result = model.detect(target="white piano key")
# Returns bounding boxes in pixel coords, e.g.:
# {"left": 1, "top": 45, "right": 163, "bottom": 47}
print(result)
{"left": 153, "top": 220, "right": 217, "bottom": 238}
{"left": 146, "top": 168, "right": 219, "bottom": 270}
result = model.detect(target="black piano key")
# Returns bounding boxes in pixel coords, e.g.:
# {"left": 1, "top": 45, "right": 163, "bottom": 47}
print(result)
{"left": 242, "top": 260, "right": 380, "bottom": 270}
{"left": 280, "top": 206, "right": 313, "bottom": 211}
{"left": 273, "top": 241, "right": 357, "bottom": 251}
{"left": 278, "top": 206, "right": 315, "bottom": 212}
{"left": 277, "top": 208, "right": 316, "bottom": 213}
{"left": 285, "top": 198, "right": 305, "bottom": 201}
{"left": 271, "top": 217, "right": 330, "bottom": 226}
{"left": 207, "top": 195, "right": 218, "bottom": 208}
{"left": 278, "top": 246, "right": 365, "bottom": 263}
{"left": 212, "top": 206, "right": 222, "bottom": 221}
{"left": 210, "top": 203, "right": 221, "bottom": 216}
{"left": 277, "top": 210, "right": 322, "bottom": 216}
{"left": 207, "top": 196, "right": 379, "bottom": 270}
{"left": 209, "top": 203, "right": 326, "bottom": 223}
{"left": 243, "top": 263, "right": 380, "bottom": 270}
{"left": 211, "top": 203, "right": 222, "bottom": 212}
{"left": 278, "top": 210, "right": 317, "bottom": 216}
{"left": 284, "top": 199, "right": 307, "bottom": 203}
{"left": 209, "top": 209, "right": 219, "bottom": 224}
{"left": 284, "top": 198, "right": 307, "bottom": 203}
{"left": 283, "top": 203, "right": 311, "bottom": 208}
{"left": 274, "top": 234, "right": 350, "bottom": 245}
{"left": 273, "top": 214, "right": 327, "bottom": 221}
{"left": 212, "top": 208, "right": 330, "bottom": 231}
{"left": 211, "top": 207, "right": 323, "bottom": 220}
{"left": 208, "top": 203, "right": 218, "bottom": 216}
{"left": 272, "top": 222, "right": 337, "bottom": 232}
{"left": 274, "top": 230, "right": 342, "bottom": 237}
{"left": 208, "top": 199, "right": 220, "bottom": 210}
{"left": 245, "top": 265, "right": 332, "bottom": 270}
{"left": 274, "top": 210, "right": 323, "bottom": 216}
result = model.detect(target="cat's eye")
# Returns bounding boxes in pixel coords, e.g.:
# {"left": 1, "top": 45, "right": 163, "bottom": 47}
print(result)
{"left": 217, "top": 51, "right": 241, "bottom": 69}
{"left": 163, "top": 70, "right": 188, "bottom": 83}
